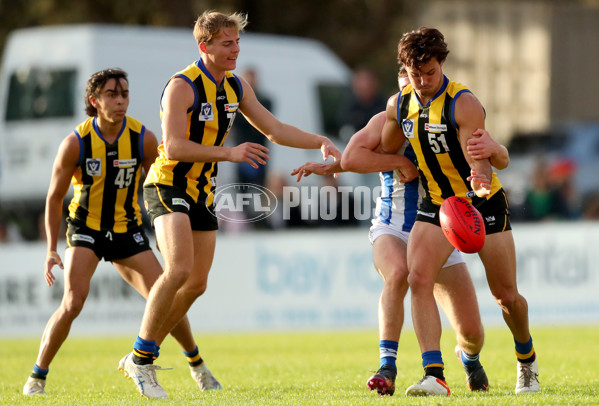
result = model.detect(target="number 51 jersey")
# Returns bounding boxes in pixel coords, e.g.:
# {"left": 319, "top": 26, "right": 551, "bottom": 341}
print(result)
{"left": 397, "top": 75, "right": 502, "bottom": 207}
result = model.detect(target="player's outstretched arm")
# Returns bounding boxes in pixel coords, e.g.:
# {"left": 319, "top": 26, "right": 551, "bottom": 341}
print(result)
{"left": 341, "top": 112, "right": 417, "bottom": 181}
{"left": 238, "top": 76, "right": 341, "bottom": 162}
{"left": 379, "top": 95, "right": 407, "bottom": 155}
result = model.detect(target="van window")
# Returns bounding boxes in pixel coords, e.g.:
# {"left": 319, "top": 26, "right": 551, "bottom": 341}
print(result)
{"left": 317, "top": 83, "right": 351, "bottom": 138}
{"left": 5, "top": 68, "right": 76, "bottom": 121}
{"left": 507, "top": 131, "right": 568, "bottom": 155}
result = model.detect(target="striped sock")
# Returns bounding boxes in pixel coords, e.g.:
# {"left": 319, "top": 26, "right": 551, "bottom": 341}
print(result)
{"left": 422, "top": 350, "right": 445, "bottom": 380}
{"left": 460, "top": 349, "right": 482, "bottom": 371}
{"left": 379, "top": 340, "right": 398, "bottom": 369}
{"left": 184, "top": 346, "right": 204, "bottom": 367}
{"left": 31, "top": 364, "right": 48, "bottom": 380}
{"left": 132, "top": 336, "right": 157, "bottom": 365}
{"left": 515, "top": 336, "right": 535, "bottom": 363}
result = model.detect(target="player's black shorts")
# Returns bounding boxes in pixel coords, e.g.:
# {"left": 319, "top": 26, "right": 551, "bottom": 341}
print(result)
{"left": 66, "top": 218, "right": 150, "bottom": 261}
{"left": 143, "top": 183, "right": 218, "bottom": 231}
{"left": 415, "top": 188, "right": 512, "bottom": 235}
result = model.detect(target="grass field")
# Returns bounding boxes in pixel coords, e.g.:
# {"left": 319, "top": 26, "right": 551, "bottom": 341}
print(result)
{"left": 2, "top": 326, "right": 598, "bottom": 405}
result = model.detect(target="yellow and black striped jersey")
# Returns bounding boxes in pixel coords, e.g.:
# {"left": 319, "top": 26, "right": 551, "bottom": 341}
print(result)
{"left": 68, "top": 116, "right": 146, "bottom": 232}
{"left": 397, "top": 76, "right": 502, "bottom": 206}
{"left": 144, "top": 59, "right": 243, "bottom": 205}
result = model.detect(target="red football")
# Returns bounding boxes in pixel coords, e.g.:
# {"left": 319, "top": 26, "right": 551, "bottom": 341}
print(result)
{"left": 439, "top": 196, "right": 485, "bottom": 253}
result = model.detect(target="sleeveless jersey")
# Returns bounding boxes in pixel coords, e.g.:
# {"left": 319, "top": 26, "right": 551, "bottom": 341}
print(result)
{"left": 144, "top": 59, "right": 243, "bottom": 206}
{"left": 372, "top": 141, "right": 422, "bottom": 232}
{"left": 396, "top": 76, "right": 502, "bottom": 206}
{"left": 68, "top": 116, "right": 146, "bottom": 233}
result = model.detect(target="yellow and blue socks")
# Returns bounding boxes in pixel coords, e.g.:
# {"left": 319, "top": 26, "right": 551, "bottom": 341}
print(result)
{"left": 379, "top": 340, "right": 398, "bottom": 370}
{"left": 132, "top": 336, "right": 157, "bottom": 365}
{"left": 184, "top": 346, "right": 204, "bottom": 368}
{"left": 515, "top": 336, "right": 536, "bottom": 363}
{"left": 422, "top": 350, "right": 445, "bottom": 380}
{"left": 31, "top": 364, "right": 48, "bottom": 380}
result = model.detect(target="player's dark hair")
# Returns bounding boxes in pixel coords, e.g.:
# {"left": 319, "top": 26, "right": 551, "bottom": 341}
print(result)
{"left": 397, "top": 27, "right": 450, "bottom": 70}
{"left": 84, "top": 68, "right": 128, "bottom": 117}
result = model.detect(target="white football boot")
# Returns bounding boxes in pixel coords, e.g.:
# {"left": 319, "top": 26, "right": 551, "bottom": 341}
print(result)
{"left": 190, "top": 362, "right": 223, "bottom": 391}
{"left": 118, "top": 352, "right": 169, "bottom": 399}
{"left": 515, "top": 358, "right": 540, "bottom": 394}
{"left": 23, "top": 376, "right": 46, "bottom": 395}
{"left": 405, "top": 375, "right": 451, "bottom": 396}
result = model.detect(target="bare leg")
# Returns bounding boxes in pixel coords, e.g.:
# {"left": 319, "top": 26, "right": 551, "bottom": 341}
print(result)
{"left": 434, "top": 263, "right": 484, "bottom": 355}
{"left": 153, "top": 229, "right": 216, "bottom": 344}
{"left": 137, "top": 212, "right": 198, "bottom": 341}
{"left": 35, "top": 247, "right": 99, "bottom": 368}
{"left": 406, "top": 222, "right": 454, "bottom": 353}
{"left": 372, "top": 234, "right": 410, "bottom": 343}
{"left": 114, "top": 251, "right": 196, "bottom": 351}
{"left": 479, "top": 231, "right": 530, "bottom": 343}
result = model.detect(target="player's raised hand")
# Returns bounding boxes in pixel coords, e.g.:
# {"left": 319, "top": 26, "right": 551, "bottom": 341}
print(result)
{"left": 320, "top": 138, "right": 341, "bottom": 162}
{"left": 291, "top": 161, "right": 339, "bottom": 182}
{"left": 230, "top": 142, "right": 270, "bottom": 168}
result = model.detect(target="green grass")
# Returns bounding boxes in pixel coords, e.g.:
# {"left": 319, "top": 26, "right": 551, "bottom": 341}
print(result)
{"left": 2, "top": 326, "right": 598, "bottom": 405}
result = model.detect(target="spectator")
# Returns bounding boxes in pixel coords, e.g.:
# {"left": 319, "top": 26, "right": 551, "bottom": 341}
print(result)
{"left": 230, "top": 68, "right": 274, "bottom": 229}
{"left": 231, "top": 67, "right": 273, "bottom": 188}
{"left": 338, "top": 68, "right": 387, "bottom": 141}
{"left": 523, "top": 160, "right": 571, "bottom": 221}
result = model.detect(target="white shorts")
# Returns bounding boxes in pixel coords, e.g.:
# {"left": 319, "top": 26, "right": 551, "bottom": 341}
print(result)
{"left": 369, "top": 223, "right": 464, "bottom": 268}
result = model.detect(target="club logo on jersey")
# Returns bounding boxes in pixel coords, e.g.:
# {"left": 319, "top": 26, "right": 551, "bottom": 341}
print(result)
{"left": 424, "top": 123, "right": 447, "bottom": 133}
{"left": 114, "top": 158, "right": 137, "bottom": 167}
{"left": 133, "top": 232, "right": 144, "bottom": 244}
{"left": 85, "top": 158, "right": 102, "bottom": 176}
{"left": 225, "top": 102, "right": 239, "bottom": 112}
{"left": 199, "top": 102, "right": 214, "bottom": 121}
{"left": 402, "top": 119, "right": 415, "bottom": 139}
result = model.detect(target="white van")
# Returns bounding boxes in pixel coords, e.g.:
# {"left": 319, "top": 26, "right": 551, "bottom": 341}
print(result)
{"left": 0, "top": 24, "right": 352, "bottom": 225}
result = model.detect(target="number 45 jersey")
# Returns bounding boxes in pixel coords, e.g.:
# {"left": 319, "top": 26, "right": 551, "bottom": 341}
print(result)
{"left": 69, "top": 116, "right": 146, "bottom": 233}
{"left": 397, "top": 75, "right": 502, "bottom": 207}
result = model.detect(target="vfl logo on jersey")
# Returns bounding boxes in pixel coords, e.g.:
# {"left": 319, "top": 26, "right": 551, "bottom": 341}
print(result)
{"left": 424, "top": 123, "right": 447, "bottom": 133}
{"left": 199, "top": 102, "right": 214, "bottom": 121}
{"left": 114, "top": 158, "right": 137, "bottom": 167}
{"left": 402, "top": 119, "right": 415, "bottom": 139}
{"left": 85, "top": 159, "right": 102, "bottom": 176}
{"left": 225, "top": 102, "right": 239, "bottom": 112}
